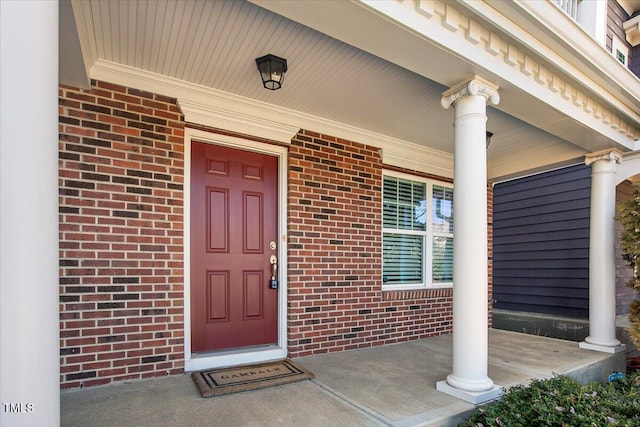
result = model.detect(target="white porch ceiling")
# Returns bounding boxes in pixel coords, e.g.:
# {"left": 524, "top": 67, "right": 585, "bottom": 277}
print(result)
{"left": 61, "top": 0, "right": 596, "bottom": 180}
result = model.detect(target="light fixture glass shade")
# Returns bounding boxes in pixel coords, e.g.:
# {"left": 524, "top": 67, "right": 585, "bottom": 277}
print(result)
{"left": 256, "top": 54, "right": 288, "bottom": 90}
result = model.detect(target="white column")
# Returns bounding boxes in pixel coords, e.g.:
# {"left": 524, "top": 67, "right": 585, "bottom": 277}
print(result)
{"left": 436, "top": 77, "right": 502, "bottom": 404}
{"left": 579, "top": 150, "right": 626, "bottom": 354}
{"left": 1, "top": 1, "right": 60, "bottom": 426}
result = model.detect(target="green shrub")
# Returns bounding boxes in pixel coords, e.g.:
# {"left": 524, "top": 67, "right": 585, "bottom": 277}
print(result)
{"left": 617, "top": 185, "right": 640, "bottom": 348}
{"left": 461, "top": 374, "right": 640, "bottom": 426}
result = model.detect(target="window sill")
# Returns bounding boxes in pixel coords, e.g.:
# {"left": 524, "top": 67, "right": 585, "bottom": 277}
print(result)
{"left": 382, "top": 287, "right": 453, "bottom": 301}
{"left": 382, "top": 283, "right": 452, "bottom": 292}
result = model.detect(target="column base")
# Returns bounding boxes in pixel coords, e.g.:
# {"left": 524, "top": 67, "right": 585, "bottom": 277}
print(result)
{"left": 579, "top": 341, "right": 626, "bottom": 354}
{"left": 436, "top": 380, "right": 502, "bottom": 404}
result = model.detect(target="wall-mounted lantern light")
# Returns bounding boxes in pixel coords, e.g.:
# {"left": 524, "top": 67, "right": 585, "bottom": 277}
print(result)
{"left": 255, "top": 54, "right": 288, "bottom": 90}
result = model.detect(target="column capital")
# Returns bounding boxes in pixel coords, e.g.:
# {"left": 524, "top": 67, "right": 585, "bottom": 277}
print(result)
{"left": 441, "top": 76, "right": 500, "bottom": 109}
{"left": 585, "top": 149, "right": 623, "bottom": 166}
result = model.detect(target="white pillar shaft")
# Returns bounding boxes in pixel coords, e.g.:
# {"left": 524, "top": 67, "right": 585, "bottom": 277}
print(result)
{"left": 438, "top": 78, "right": 499, "bottom": 399}
{"left": 584, "top": 154, "right": 622, "bottom": 348}
{"left": 447, "top": 95, "right": 493, "bottom": 392}
{"left": 1, "top": 1, "right": 60, "bottom": 426}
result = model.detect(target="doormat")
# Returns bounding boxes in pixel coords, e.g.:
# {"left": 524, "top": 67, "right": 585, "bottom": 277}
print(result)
{"left": 191, "top": 359, "right": 314, "bottom": 398}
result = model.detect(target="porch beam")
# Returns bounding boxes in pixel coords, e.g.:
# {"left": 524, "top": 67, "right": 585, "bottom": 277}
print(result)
{"left": 580, "top": 150, "right": 626, "bottom": 354}
{"left": 616, "top": 150, "right": 640, "bottom": 185}
{"left": 436, "top": 76, "right": 502, "bottom": 404}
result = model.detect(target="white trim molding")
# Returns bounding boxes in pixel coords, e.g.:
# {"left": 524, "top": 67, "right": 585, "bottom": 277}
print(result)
{"left": 441, "top": 76, "right": 500, "bottom": 109}
{"left": 618, "top": 0, "right": 640, "bottom": 18}
{"left": 70, "top": 0, "right": 98, "bottom": 85}
{"left": 585, "top": 148, "right": 624, "bottom": 166}
{"left": 624, "top": 15, "right": 640, "bottom": 47}
{"left": 178, "top": 99, "right": 299, "bottom": 144}
{"left": 617, "top": 149, "right": 640, "bottom": 184}
{"left": 360, "top": 0, "right": 640, "bottom": 146}
{"left": 382, "top": 142, "right": 453, "bottom": 179}
{"left": 90, "top": 59, "right": 455, "bottom": 177}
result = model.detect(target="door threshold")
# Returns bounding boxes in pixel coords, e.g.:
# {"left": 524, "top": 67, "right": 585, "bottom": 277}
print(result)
{"left": 186, "top": 344, "right": 286, "bottom": 372}
{"left": 192, "top": 344, "right": 280, "bottom": 359}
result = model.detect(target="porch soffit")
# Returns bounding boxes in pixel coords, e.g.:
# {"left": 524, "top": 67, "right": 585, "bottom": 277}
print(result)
{"left": 62, "top": 0, "right": 639, "bottom": 180}
{"left": 254, "top": 0, "right": 639, "bottom": 151}
{"left": 91, "top": 59, "right": 455, "bottom": 179}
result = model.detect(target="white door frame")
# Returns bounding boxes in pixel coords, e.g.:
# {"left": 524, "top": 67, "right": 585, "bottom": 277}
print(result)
{"left": 184, "top": 128, "right": 288, "bottom": 371}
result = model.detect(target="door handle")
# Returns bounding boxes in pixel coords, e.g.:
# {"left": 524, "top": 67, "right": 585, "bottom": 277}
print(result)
{"left": 269, "top": 255, "right": 278, "bottom": 289}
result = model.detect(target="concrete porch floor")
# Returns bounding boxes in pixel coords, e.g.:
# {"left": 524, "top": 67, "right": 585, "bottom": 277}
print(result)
{"left": 60, "top": 329, "right": 625, "bottom": 427}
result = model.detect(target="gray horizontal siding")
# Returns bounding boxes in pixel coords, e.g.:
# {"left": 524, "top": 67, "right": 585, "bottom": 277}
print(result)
{"left": 493, "top": 164, "right": 590, "bottom": 318}
{"left": 606, "top": 0, "right": 630, "bottom": 52}
{"left": 606, "top": 0, "right": 638, "bottom": 78}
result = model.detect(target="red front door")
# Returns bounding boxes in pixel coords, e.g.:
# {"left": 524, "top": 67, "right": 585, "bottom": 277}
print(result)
{"left": 190, "top": 141, "right": 279, "bottom": 352}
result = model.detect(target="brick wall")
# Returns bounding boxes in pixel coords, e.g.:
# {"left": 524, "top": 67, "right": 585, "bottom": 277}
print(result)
{"left": 58, "top": 81, "right": 185, "bottom": 388}
{"left": 58, "top": 80, "right": 494, "bottom": 387}
{"left": 287, "top": 130, "right": 476, "bottom": 357}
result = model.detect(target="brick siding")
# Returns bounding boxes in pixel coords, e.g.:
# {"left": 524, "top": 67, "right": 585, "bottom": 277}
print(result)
{"left": 287, "top": 130, "right": 493, "bottom": 357}
{"left": 58, "top": 81, "right": 185, "bottom": 388}
{"left": 58, "top": 79, "right": 494, "bottom": 387}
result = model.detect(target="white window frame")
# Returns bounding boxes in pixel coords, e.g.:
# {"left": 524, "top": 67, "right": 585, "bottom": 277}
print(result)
{"left": 382, "top": 170, "right": 453, "bottom": 291}
{"left": 612, "top": 36, "right": 629, "bottom": 67}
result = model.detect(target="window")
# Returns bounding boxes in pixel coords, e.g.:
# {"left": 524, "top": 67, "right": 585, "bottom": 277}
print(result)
{"left": 382, "top": 172, "right": 453, "bottom": 289}
{"left": 552, "top": 0, "right": 579, "bottom": 20}
{"left": 612, "top": 36, "right": 629, "bottom": 67}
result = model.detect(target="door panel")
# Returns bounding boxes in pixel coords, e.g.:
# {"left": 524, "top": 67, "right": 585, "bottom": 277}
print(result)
{"left": 207, "top": 189, "right": 228, "bottom": 252}
{"left": 207, "top": 271, "right": 229, "bottom": 322}
{"left": 191, "top": 141, "right": 278, "bottom": 352}
{"left": 244, "top": 271, "right": 264, "bottom": 319}
{"left": 244, "top": 192, "right": 263, "bottom": 252}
